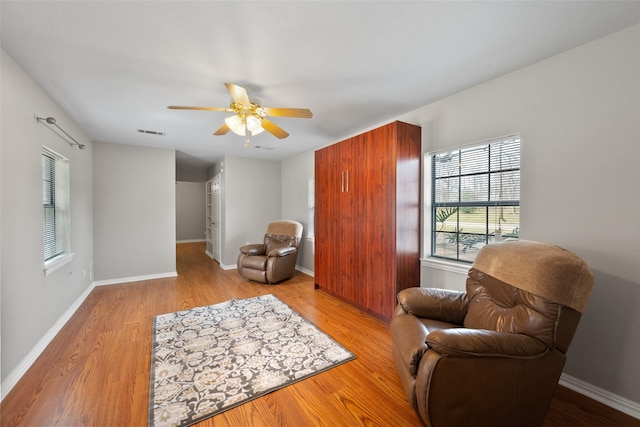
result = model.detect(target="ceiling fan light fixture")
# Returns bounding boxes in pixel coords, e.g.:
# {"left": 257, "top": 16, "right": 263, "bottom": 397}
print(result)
{"left": 246, "top": 114, "right": 264, "bottom": 135}
{"left": 224, "top": 114, "right": 245, "bottom": 136}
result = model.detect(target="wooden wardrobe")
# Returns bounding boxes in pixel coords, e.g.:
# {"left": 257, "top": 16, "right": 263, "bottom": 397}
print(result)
{"left": 314, "top": 121, "right": 421, "bottom": 321}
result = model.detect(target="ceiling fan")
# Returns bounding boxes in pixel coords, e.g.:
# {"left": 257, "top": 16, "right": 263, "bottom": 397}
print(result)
{"left": 168, "top": 83, "right": 313, "bottom": 146}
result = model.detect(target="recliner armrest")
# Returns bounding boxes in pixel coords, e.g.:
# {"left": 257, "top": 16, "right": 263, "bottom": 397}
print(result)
{"left": 268, "top": 246, "right": 297, "bottom": 257}
{"left": 426, "top": 328, "right": 548, "bottom": 358}
{"left": 390, "top": 311, "right": 430, "bottom": 378}
{"left": 397, "top": 287, "right": 468, "bottom": 325}
{"left": 239, "top": 244, "right": 266, "bottom": 255}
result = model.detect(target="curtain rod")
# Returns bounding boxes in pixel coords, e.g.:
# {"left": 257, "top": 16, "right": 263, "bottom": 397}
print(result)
{"left": 36, "top": 116, "right": 85, "bottom": 149}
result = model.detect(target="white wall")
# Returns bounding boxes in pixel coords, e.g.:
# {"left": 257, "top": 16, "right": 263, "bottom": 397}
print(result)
{"left": 1, "top": 49, "right": 94, "bottom": 385}
{"left": 176, "top": 160, "right": 208, "bottom": 182}
{"left": 220, "top": 156, "right": 281, "bottom": 267}
{"left": 176, "top": 181, "right": 205, "bottom": 242}
{"left": 400, "top": 24, "right": 640, "bottom": 405}
{"left": 92, "top": 142, "right": 176, "bottom": 282}
{"left": 281, "top": 151, "right": 315, "bottom": 273}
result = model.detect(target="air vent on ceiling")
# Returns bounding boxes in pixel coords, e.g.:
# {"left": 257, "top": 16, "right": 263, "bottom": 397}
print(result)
{"left": 137, "top": 129, "right": 165, "bottom": 136}
{"left": 254, "top": 145, "right": 274, "bottom": 150}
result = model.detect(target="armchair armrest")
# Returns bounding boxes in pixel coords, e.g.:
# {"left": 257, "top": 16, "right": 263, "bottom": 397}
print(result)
{"left": 426, "top": 328, "right": 548, "bottom": 359}
{"left": 397, "top": 287, "right": 468, "bottom": 325}
{"left": 240, "top": 244, "right": 266, "bottom": 255}
{"left": 268, "top": 246, "right": 297, "bottom": 257}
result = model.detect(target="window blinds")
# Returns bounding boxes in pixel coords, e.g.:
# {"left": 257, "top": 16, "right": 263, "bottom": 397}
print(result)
{"left": 43, "top": 152, "right": 60, "bottom": 260}
{"left": 433, "top": 136, "right": 520, "bottom": 208}
{"left": 42, "top": 149, "right": 70, "bottom": 262}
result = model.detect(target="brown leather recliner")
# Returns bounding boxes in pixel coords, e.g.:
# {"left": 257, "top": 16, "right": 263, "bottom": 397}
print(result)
{"left": 391, "top": 240, "right": 594, "bottom": 427}
{"left": 237, "top": 220, "right": 303, "bottom": 284}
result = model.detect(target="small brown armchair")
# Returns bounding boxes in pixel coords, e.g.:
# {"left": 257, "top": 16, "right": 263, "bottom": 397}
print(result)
{"left": 237, "top": 220, "right": 303, "bottom": 284}
{"left": 391, "top": 240, "right": 594, "bottom": 427}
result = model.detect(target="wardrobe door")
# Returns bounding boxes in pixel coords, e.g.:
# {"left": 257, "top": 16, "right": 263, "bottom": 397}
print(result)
{"left": 314, "top": 143, "right": 338, "bottom": 290}
{"left": 315, "top": 135, "right": 360, "bottom": 296}
{"left": 336, "top": 134, "right": 363, "bottom": 305}
{"left": 393, "top": 121, "right": 422, "bottom": 303}
{"left": 358, "top": 124, "right": 397, "bottom": 316}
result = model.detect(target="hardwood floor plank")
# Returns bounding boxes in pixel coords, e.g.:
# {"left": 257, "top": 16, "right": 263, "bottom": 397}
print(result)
{"left": 2, "top": 242, "right": 638, "bottom": 426}
{"left": 544, "top": 385, "right": 640, "bottom": 427}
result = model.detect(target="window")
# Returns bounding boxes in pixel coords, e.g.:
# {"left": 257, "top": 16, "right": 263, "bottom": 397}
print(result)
{"left": 43, "top": 147, "right": 73, "bottom": 275}
{"left": 429, "top": 135, "right": 520, "bottom": 263}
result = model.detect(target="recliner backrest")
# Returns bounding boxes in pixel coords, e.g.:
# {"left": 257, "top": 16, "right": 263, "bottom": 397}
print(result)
{"left": 464, "top": 268, "right": 576, "bottom": 350}
{"left": 463, "top": 240, "right": 593, "bottom": 353}
{"left": 263, "top": 220, "right": 303, "bottom": 254}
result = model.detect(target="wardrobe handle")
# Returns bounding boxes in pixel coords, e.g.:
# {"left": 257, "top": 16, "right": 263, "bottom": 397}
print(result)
{"left": 346, "top": 170, "right": 350, "bottom": 192}
{"left": 341, "top": 171, "right": 344, "bottom": 192}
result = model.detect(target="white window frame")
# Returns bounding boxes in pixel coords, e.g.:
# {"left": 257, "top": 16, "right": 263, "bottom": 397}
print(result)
{"left": 423, "top": 134, "right": 520, "bottom": 267}
{"left": 43, "top": 146, "right": 74, "bottom": 276}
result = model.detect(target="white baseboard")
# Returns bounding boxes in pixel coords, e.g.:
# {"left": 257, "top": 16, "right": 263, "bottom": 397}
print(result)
{"left": 560, "top": 373, "right": 640, "bottom": 419}
{"left": 295, "top": 265, "right": 314, "bottom": 277}
{"left": 1, "top": 281, "right": 96, "bottom": 401}
{"left": 219, "top": 263, "right": 236, "bottom": 271}
{"left": 93, "top": 271, "right": 178, "bottom": 286}
{"left": 176, "top": 239, "right": 206, "bottom": 243}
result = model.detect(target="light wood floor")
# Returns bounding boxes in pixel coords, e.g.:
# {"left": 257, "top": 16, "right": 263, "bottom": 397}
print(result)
{"left": 2, "top": 242, "right": 638, "bottom": 426}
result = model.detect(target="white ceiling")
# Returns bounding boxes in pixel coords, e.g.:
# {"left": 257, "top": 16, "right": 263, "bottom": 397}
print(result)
{"left": 3, "top": 1, "right": 640, "bottom": 170}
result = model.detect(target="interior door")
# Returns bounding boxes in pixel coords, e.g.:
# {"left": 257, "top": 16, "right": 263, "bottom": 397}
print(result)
{"left": 212, "top": 173, "right": 222, "bottom": 263}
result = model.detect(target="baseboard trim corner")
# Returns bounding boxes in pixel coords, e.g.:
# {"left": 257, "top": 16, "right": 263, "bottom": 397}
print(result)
{"left": 1, "top": 281, "right": 96, "bottom": 401}
{"left": 560, "top": 373, "right": 640, "bottom": 419}
{"left": 219, "top": 263, "right": 236, "bottom": 271}
{"left": 295, "top": 265, "right": 314, "bottom": 277}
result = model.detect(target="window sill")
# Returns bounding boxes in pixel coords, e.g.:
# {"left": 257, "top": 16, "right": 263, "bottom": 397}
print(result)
{"left": 44, "top": 252, "right": 74, "bottom": 276}
{"left": 420, "top": 257, "right": 470, "bottom": 275}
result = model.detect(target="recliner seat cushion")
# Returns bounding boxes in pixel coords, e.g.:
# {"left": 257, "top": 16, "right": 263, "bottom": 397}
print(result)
{"left": 241, "top": 255, "right": 268, "bottom": 270}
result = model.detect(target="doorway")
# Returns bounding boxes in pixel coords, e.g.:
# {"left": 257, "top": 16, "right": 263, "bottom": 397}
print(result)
{"left": 212, "top": 173, "right": 222, "bottom": 263}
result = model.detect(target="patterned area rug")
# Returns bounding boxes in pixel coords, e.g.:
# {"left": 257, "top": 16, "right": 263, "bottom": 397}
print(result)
{"left": 148, "top": 294, "right": 355, "bottom": 427}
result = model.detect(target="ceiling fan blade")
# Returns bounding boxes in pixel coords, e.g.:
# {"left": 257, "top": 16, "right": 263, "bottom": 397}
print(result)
{"left": 168, "top": 105, "right": 233, "bottom": 112}
{"left": 264, "top": 107, "right": 313, "bottom": 118}
{"left": 261, "top": 118, "right": 289, "bottom": 139}
{"left": 213, "top": 123, "right": 231, "bottom": 136}
{"left": 225, "top": 83, "right": 251, "bottom": 105}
